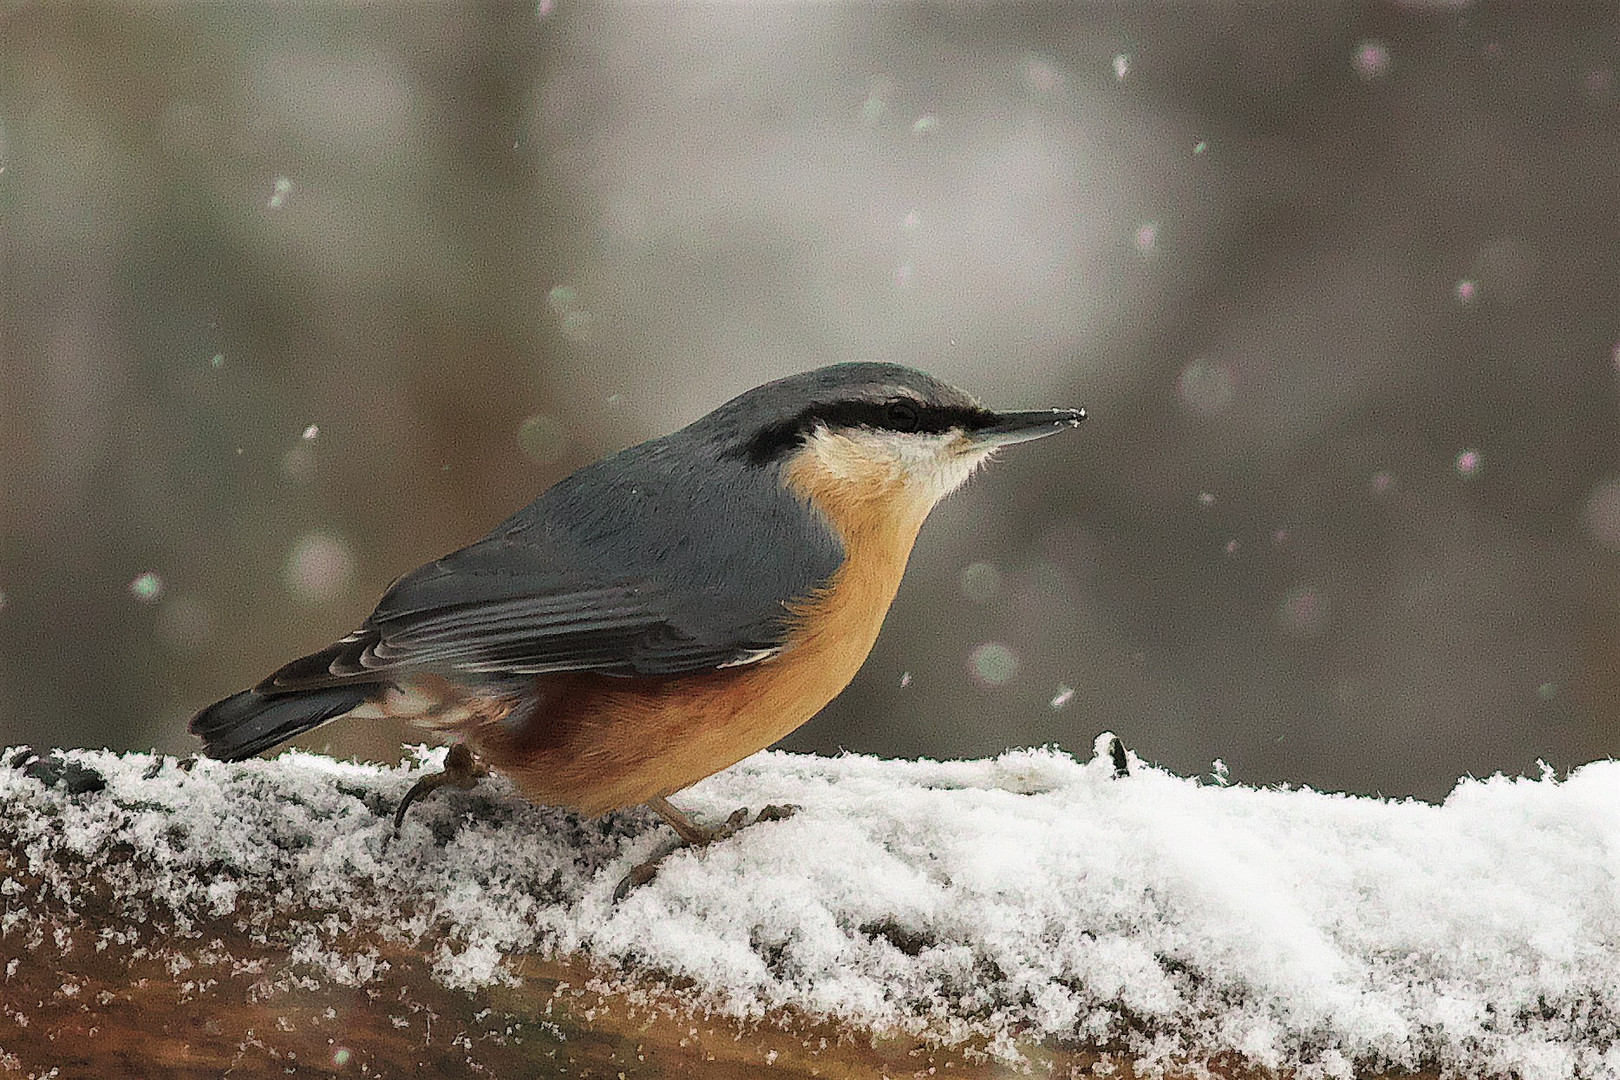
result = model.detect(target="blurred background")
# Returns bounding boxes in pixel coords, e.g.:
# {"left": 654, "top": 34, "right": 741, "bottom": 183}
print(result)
{"left": 2, "top": 2, "right": 1618, "bottom": 801}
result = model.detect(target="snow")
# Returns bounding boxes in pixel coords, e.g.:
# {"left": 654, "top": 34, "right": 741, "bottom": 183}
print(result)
{"left": 3, "top": 740, "right": 1619, "bottom": 1077}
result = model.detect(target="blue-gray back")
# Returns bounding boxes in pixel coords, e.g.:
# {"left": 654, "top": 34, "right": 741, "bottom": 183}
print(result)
{"left": 266, "top": 434, "right": 843, "bottom": 687}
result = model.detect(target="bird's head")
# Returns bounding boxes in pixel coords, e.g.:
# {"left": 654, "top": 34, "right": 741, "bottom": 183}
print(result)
{"left": 700, "top": 362, "right": 1085, "bottom": 513}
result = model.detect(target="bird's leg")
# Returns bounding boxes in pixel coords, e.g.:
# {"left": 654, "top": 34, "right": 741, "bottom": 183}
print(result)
{"left": 646, "top": 794, "right": 746, "bottom": 845}
{"left": 614, "top": 796, "right": 799, "bottom": 900}
{"left": 392, "top": 743, "right": 489, "bottom": 834}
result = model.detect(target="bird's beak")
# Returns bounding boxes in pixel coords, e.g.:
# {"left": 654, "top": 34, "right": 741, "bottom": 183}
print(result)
{"left": 968, "top": 407, "right": 1087, "bottom": 447}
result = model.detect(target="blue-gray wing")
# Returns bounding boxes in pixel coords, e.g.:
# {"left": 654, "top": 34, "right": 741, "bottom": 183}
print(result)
{"left": 262, "top": 446, "right": 842, "bottom": 690}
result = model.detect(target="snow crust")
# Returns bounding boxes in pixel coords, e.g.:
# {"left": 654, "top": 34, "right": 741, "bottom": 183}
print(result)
{"left": 3, "top": 741, "right": 1618, "bottom": 1078}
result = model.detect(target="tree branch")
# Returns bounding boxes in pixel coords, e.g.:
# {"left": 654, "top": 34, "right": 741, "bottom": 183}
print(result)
{"left": 3, "top": 742, "right": 1615, "bottom": 1078}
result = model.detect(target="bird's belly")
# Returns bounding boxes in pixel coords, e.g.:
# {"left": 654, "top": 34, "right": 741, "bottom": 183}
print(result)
{"left": 470, "top": 544, "right": 911, "bottom": 814}
{"left": 469, "top": 610, "right": 882, "bottom": 815}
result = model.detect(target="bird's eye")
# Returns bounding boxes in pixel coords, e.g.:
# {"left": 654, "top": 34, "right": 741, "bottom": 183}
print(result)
{"left": 884, "top": 400, "right": 921, "bottom": 432}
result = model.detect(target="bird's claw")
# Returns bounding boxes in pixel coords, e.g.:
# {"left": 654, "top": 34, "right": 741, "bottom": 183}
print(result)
{"left": 613, "top": 801, "right": 801, "bottom": 899}
{"left": 706, "top": 806, "right": 752, "bottom": 843}
{"left": 390, "top": 743, "right": 489, "bottom": 836}
{"left": 611, "top": 840, "right": 681, "bottom": 902}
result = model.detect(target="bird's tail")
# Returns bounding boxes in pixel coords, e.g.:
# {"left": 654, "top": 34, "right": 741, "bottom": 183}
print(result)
{"left": 190, "top": 685, "right": 372, "bottom": 761}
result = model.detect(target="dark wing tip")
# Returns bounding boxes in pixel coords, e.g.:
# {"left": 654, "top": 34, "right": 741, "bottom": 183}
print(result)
{"left": 190, "top": 685, "right": 369, "bottom": 761}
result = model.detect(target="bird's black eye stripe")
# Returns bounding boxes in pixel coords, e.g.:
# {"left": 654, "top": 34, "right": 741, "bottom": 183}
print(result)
{"left": 814, "top": 399, "right": 996, "bottom": 437}
{"left": 885, "top": 399, "right": 921, "bottom": 432}
{"left": 734, "top": 399, "right": 998, "bottom": 463}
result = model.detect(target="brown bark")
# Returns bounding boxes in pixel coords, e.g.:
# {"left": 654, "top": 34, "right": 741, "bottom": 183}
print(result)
{"left": 0, "top": 861, "right": 1110, "bottom": 1079}
{"left": 0, "top": 844, "right": 1444, "bottom": 1080}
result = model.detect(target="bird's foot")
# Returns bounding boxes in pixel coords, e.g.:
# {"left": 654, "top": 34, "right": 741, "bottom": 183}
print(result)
{"left": 754, "top": 802, "right": 799, "bottom": 824}
{"left": 391, "top": 743, "right": 489, "bottom": 835}
{"left": 650, "top": 796, "right": 800, "bottom": 845}
{"left": 612, "top": 798, "right": 799, "bottom": 900}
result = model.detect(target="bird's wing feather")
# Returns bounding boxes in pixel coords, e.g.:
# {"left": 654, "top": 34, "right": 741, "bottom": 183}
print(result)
{"left": 261, "top": 450, "right": 842, "bottom": 691}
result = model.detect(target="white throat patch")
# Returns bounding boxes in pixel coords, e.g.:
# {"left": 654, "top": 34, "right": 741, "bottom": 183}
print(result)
{"left": 800, "top": 425, "right": 995, "bottom": 504}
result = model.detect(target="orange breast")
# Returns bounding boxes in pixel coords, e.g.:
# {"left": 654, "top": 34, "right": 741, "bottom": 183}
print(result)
{"left": 462, "top": 447, "right": 938, "bottom": 816}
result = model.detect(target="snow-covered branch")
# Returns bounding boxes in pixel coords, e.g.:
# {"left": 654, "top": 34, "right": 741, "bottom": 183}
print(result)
{"left": 2, "top": 741, "right": 1617, "bottom": 1078}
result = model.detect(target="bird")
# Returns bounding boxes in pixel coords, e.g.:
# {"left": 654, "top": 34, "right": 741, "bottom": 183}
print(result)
{"left": 190, "top": 362, "right": 1085, "bottom": 849}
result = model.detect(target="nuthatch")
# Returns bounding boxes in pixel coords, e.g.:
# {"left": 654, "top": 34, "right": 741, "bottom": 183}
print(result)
{"left": 191, "top": 363, "right": 1085, "bottom": 845}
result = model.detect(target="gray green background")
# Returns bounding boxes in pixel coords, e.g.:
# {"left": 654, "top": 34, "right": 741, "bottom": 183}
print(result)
{"left": 3, "top": 2, "right": 1618, "bottom": 800}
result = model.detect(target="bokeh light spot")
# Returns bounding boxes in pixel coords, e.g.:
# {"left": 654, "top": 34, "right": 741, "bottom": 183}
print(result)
{"left": 1581, "top": 478, "right": 1620, "bottom": 549}
{"left": 1112, "top": 54, "right": 1130, "bottom": 81}
{"left": 282, "top": 446, "right": 315, "bottom": 484}
{"left": 547, "top": 284, "right": 578, "bottom": 313}
{"left": 1050, "top": 685, "right": 1075, "bottom": 710}
{"left": 1278, "top": 585, "right": 1327, "bottom": 637}
{"left": 518, "top": 414, "right": 571, "bottom": 465}
{"left": 1198, "top": 491, "right": 1215, "bottom": 506}
{"left": 128, "top": 572, "right": 164, "bottom": 603}
{"left": 209, "top": 353, "right": 225, "bottom": 369}
{"left": 1352, "top": 40, "right": 1390, "bottom": 80}
{"left": 1455, "top": 448, "right": 1482, "bottom": 477}
{"left": 301, "top": 424, "right": 319, "bottom": 441}
{"left": 1022, "top": 56, "right": 1063, "bottom": 94}
{"left": 1224, "top": 539, "right": 1239, "bottom": 555}
{"left": 267, "top": 176, "right": 292, "bottom": 210}
{"left": 1193, "top": 140, "right": 1207, "bottom": 155}
{"left": 1176, "top": 358, "right": 1234, "bottom": 414}
{"left": 968, "top": 642, "right": 1019, "bottom": 686}
{"left": 860, "top": 91, "right": 886, "bottom": 127}
{"left": 1537, "top": 682, "right": 1559, "bottom": 700}
{"left": 1455, "top": 279, "right": 1477, "bottom": 303}
{"left": 899, "top": 671, "right": 912, "bottom": 688}
{"left": 548, "top": 284, "right": 592, "bottom": 340}
{"left": 1371, "top": 471, "right": 1395, "bottom": 493}
{"left": 959, "top": 561, "right": 1001, "bottom": 604}
{"left": 1134, "top": 221, "right": 1158, "bottom": 254}
{"left": 284, "top": 533, "right": 355, "bottom": 604}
